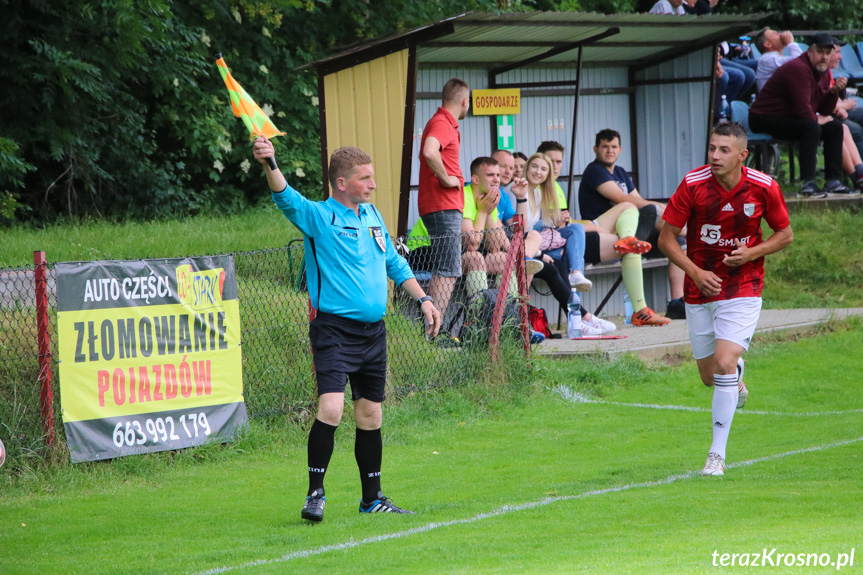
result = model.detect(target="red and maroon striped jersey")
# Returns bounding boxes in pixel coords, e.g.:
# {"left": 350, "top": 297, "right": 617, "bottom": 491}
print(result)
{"left": 663, "top": 165, "right": 790, "bottom": 304}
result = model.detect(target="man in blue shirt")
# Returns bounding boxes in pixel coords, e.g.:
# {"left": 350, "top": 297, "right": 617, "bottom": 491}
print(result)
{"left": 253, "top": 137, "right": 441, "bottom": 522}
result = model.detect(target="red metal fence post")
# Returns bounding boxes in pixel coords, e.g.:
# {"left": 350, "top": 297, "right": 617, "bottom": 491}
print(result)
{"left": 489, "top": 219, "right": 525, "bottom": 362}
{"left": 34, "top": 250, "right": 55, "bottom": 447}
{"left": 513, "top": 215, "right": 531, "bottom": 359}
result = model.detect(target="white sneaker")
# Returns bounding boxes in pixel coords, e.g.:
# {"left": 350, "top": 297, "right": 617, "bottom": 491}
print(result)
{"left": 568, "top": 270, "right": 592, "bottom": 292}
{"left": 736, "top": 358, "right": 747, "bottom": 409}
{"left": 525, "top": 258, "right": 544, "bottom": 276}
{"left": 579, "top": 322, "right": 604, "bottom": 336}
{"left": 583, "top": 315, "right": 617, "bottom": 334}
{"left": 702, "top": 452, "right": 725, "bottom": 476}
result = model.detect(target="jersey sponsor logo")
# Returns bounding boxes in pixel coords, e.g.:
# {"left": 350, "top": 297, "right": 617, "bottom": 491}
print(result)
{"left": 700, "top": 224, "right": 722, "bottom": 245}
{"left": 722, "top": 203, "right": 734, "bottom": 212}
{"left": 744, "top": 203, "right": 755, "bottom": 217}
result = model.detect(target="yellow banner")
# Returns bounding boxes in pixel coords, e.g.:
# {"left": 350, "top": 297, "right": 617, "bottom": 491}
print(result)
{"left": 472, "top": 89, "right": 521, "bottom": 116}
{"left": 58, "top": 301, "right": 243, "bottom": 422}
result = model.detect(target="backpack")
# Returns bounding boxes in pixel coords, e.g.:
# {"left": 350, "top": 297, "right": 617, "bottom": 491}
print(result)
{"left": 454, "top": 288, "right": 521, "bottom": 348}
{"left": 528, "top": 305, "right": 552, "bottom": 338}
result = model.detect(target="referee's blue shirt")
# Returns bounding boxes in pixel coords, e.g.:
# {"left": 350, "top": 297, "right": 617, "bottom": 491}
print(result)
{"left": 272, "top": 183, "right": 414, "bottom": 323}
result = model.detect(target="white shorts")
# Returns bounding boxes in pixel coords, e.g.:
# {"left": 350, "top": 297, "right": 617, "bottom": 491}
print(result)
{"left": 685, "top": 297, "right": 762, "bottom": 360}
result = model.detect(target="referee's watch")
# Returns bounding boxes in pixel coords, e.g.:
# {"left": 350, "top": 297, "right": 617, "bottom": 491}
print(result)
{"left": 418, "top": 295, "right": 434, "bottom": 306}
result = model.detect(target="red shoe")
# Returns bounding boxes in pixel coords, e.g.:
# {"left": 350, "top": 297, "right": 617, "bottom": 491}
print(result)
{"left": 614, "top": 236, "right": 652, "bottom": 256}
{"left": 631, "top": 306, "right": 671, "bottom": 326}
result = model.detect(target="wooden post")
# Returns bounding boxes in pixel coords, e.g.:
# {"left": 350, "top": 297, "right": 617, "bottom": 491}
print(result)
{"left": 34, "top": 250, "right": 55, "bottom": 447}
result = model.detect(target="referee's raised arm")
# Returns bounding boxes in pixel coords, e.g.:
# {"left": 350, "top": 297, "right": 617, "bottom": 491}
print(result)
{"left": 253, "top": 136, "right": 287, "bottom": 192}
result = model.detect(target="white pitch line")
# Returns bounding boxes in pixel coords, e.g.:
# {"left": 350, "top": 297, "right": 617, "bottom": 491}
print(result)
{"left": 553, "top": 384, "right": 863, "bottom": 417}
{"left": 199, "top": 435, "right": 863, "bottom": 575}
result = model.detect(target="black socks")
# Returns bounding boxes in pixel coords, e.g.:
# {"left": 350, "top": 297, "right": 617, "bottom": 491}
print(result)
{"left": 307, "top": 419, "right": 338, "bottom": 496}
{"left": 355, "top": 427, "right": 383, "bottom": 502}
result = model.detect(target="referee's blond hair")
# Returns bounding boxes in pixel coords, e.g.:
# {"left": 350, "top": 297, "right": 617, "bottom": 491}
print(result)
{"left": 329, "top": 147, "right": 372, "bottom": 190}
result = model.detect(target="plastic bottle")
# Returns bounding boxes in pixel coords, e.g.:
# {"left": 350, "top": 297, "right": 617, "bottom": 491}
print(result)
{"left": 567, "top": 289, "right": 582, "bottom": 339}
{"left": 623, "top": 286, "right": 633, "bottom": 325}
{"left": 718, "top": 95, "right": 730, "bottom": 124}
{"left": 750, "top": 93, "right": 756, "bottom": 106}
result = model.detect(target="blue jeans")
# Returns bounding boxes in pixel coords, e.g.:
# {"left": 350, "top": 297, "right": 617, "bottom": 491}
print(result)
{"left": 544, "top": 222, "right": 585, "bottom": 274}
{"left": 723, "top": 60, "right": 756, "bottom": 98}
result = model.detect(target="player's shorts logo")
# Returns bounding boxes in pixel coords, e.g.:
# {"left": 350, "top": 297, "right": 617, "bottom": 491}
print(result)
{"left": 744, "top": 203, "right": 755, "bottom": 217}
{"left": 700, "top": 224, "right": 721, "bottom": 245}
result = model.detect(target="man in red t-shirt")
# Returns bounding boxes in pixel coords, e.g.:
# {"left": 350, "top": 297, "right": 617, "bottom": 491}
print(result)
{"left": 659, "top": 122, "right": 793, "bottom": 477}
{"left": 418, "top": 78, "right": 470, "bottom": 325}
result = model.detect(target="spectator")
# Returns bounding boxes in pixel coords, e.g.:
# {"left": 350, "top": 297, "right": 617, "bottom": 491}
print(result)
{"left": 682, "top": 0, "right": 717, "bottom": 15}
{"left": 512, "top": 151, "right": 528, "bottom": 180}
{"left": 418, "top": 78, "right": 470, "bottom": 324}
{"left": 511, "top": 153, "right": 592, "bottom": 292}
{"left": 461, "top": 157, "right": 517, "bottom": 298}
{"left": 754, "top": 28, "right": 802, "bottom": 92}
{"left": 719, "top": 42, "right": 756, "bottom": 102}
{"left": 535, "top": 141, "right": 572, "bottom": 218}
{"left": 491, "top": 149, "right": 517, "bottom": 222}
{"left": 825, "top": 46, "right": 863, "bottom": 194}
{"left": 749, "top": 34, "right": 852, "bottom": 196}
{"left": 649, "top": 0, "right": 685, "bottom": 15}
{"left": 578, "top": 128, "right": 686, "bottom": 319}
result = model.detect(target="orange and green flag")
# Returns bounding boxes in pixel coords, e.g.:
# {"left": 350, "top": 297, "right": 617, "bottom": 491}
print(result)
{"left": 216, "top": 54, "right": 285, "bottom": 141}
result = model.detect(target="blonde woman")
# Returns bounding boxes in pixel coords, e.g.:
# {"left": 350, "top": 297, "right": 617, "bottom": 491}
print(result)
{"left": 513, "top": 153, "right": 591, "bottom": 291}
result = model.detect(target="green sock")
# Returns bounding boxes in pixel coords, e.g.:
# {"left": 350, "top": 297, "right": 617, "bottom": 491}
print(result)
{"left": 495, "top": 273, "right": 518, "bottom": 297}
{"left": 621, "top": 254, "right": 647, "bottom": 311}
{"left": 615, "top": 207, "right": 639, "bottom": 238}
{"left": 465, "top": 270, "right": 488, "bottom": 298}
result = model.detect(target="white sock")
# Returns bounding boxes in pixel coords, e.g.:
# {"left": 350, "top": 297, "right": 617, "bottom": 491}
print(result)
{"left": 710, "top": 373, "right": 739, "bottom": 460}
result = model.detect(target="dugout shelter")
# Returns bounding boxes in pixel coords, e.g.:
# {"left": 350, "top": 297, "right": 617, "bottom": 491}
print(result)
{"left": 300, "top": 11, "right": 765, "bottom": 317}
{"left": 300, "top": 10, "right": 765, "bottom": 236}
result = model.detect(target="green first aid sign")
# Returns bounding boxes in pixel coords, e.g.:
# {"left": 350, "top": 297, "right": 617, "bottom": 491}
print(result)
{"left": 497, "top": 115, "right": 515, "bottom": 151}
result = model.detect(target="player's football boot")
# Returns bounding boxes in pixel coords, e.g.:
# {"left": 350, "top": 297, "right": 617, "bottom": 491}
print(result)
{"left": 359, "top": 492, "right": 415, "bottom": 514}
{"left": 702, "top": 452, "right": 725, "bottom": 476}
{"left": 736, "top": 358, "right": 748, "bottom": 409}
{"left": 301, "top": 489, "right": 326, "bottom": 522}
{"left": 630, "top": 307, "right": 671, "bottom": 326}
{"left": 613, "top": 236, "right": 652, "bottom": 256}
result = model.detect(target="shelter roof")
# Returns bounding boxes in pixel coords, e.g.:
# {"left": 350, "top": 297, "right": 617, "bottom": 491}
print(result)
{"left": 300, "top": 11, "right": 766, "bottom": 74}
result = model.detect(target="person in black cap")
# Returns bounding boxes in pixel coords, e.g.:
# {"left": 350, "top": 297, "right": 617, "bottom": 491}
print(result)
{"left": 749, "top": 33, "right": 852, "bottom": 197}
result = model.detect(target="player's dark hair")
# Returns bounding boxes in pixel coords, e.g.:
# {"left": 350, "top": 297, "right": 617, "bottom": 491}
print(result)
{"left": 711, "top": 122, "right": 748, "bottom": 146}
{"left": 536, "top": 141, "right": 564, "bottom": 154}
{"left": 754, "top": 28, "right": 770, "bottom": 54}
{"left": 595, "top": 129, "right": 621, "bottom": 147}
{"left": 513, "top": 151, "right": 528, "bottom": 161}
{"left": 470, "top": 156, "right": 498, "bottom": 177}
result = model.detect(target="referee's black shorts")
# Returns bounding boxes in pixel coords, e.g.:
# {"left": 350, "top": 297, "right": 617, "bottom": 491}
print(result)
{"left": 309, "top": 311, "right": 387, "bottom": 403}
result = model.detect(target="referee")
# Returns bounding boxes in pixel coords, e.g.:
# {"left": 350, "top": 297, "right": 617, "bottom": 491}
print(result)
{"left": 253, "top": 137, "right": 441, "bottom": 521}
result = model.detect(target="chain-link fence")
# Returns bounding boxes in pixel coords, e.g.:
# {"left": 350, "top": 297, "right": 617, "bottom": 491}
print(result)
{"left": 0, "top": 222, "right": 529, "bottom": 467}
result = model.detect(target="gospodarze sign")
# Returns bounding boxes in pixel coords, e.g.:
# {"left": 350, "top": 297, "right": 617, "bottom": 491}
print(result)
{"left": 56, "top": 256, "right": 247, "bottom": 463}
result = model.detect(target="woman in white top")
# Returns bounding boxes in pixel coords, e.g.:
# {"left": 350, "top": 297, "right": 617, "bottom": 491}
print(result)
{"left": 513, "top": 152, "right": 595, "bottom": 292}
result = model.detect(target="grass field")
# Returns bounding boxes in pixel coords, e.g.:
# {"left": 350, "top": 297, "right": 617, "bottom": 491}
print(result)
{"left": 2, "top": 320, "right": 860, "bottom": 574}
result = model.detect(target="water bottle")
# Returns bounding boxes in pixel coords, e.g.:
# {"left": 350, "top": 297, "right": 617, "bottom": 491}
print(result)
{"left": 623, "top": 286, "right": 633, "bottom": 325}
{"left": 739, "top": 36, "right": 751, "bottom": 59}
{"left": 567, "top": 289, "right": 582, "bottom": 339}
{"left": 750, "top": 93, "right": 756, "bottom": 106}
{"left": 718, "top": 95, "right": 730, "bottom": 124}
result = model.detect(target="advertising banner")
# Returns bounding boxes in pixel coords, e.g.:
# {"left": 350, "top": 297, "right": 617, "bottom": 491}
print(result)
{"left": 56, "top": 256, "right": 246, "bottom": 463}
